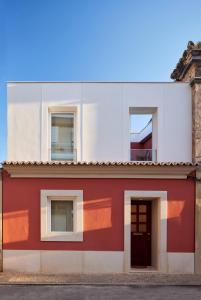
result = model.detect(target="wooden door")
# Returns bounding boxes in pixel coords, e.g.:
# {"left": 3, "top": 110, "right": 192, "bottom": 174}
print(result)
{"left": 131, "top": 200, "right": 152, "bottom": 267}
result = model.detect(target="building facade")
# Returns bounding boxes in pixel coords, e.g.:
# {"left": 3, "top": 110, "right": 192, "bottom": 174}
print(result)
{"left": 1, "top": 41, "right": 201, "bottom": 274}
{"left": 7, "top": 81, "right": 192, "bottom": 162}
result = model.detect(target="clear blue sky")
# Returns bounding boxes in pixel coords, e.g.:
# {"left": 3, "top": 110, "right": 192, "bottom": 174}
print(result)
{"left": 1, "top": 0, "right": 201, "bottom": 161}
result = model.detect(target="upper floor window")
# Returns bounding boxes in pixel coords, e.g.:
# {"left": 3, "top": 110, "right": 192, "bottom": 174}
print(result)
{"left": 129, "top": 108, "right": 157, "bottom": 162}
{"left": 51, "top": 112, "right": 76, "bottom": 161}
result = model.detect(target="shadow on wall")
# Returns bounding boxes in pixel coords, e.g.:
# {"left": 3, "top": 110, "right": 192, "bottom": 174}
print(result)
{"left": 3, "top": 196, "right": 115, "bottom": 249}
{"left": 3, "top": 210, "right": 29, "bottom": 244}
{"left": 2, "top": 174, "right": 194, "bottom": 253}
{"left": 167, "top": 198, "right": 195, "bottom": 252}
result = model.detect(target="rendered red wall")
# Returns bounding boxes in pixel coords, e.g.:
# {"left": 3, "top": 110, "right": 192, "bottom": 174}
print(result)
{"left": 3, "top": 172, "right": 195, "bottom": 252}
{"left": 143, "top": 136, "right": 152, "bottom": 149}
{"left": 131, "top": 137, "right": 152, "bottom": 150}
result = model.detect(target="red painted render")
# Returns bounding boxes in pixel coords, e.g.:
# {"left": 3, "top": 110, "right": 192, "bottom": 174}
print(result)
{"left": 130, "top": 136, "right": 152, "bottom": 160}
{"left": 3, "top": 172, "right": 195, "bottom": 253}
{"left": 143, "top": 136, "right": 152, "bottom": 149}
{"left": 131, "top": 138, "right": 152, "bottom": 150}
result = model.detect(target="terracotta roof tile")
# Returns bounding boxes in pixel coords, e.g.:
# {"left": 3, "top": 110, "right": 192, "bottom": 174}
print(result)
{"left": 2, "top": 161, "right": 198, "bottom": 167}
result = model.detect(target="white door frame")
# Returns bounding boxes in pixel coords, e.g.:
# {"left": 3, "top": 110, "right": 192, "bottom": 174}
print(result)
{"left": 124, "top": 190, "right": 168, "bottom": 272}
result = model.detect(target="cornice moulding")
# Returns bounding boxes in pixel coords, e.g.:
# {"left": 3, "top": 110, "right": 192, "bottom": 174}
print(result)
{"left": 3, "top": 164, "right": 196, "bottom": 179}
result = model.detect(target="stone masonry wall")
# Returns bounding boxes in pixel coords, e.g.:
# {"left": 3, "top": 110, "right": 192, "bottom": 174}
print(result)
{"left": 192, "top": 83, "right": 201, "bottom": 163}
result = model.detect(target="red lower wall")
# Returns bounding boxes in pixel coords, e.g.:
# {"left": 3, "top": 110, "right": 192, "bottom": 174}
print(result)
{"left": 3, "top": 172, "right": 195, "bottom": 252}
{"left": 131, "top": 137, "right": 152, "bottom": 150}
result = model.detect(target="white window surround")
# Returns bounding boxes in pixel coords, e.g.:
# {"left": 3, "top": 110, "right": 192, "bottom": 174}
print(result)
{"left": 40, "top": 190, "right": 83, "bottom": 241}
{"left": 124, "top": 190, "right": 167, "bottom": 272}
{"left": 48, "top": 106, "right": 78, "bottom": 162}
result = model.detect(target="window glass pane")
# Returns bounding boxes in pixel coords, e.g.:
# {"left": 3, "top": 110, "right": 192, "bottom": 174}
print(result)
{"left": 51, "top": 113, "right": 74, "bottom": 161}
{"left": 131, "top": 214, "right": 137, "bottom": 222}
{"left": 131, "top": 224, "right": 137, "bottom": 232}
{"left": 51, "top": 200, "right": 73, "bottom": 232}
{"left": 139, "top": 215, "right": 147, "bottom": 222}
{"left": 139, "top": 205, "right": 146, "bottom": 213}
{"left": 131, "top": 205, "right": 137, "bottom": 213}
{"left": 139, "top": 224, "right": 146, "bottom": 232}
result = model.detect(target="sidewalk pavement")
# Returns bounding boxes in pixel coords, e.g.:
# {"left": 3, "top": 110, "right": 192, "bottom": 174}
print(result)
{"left": 0, "top": 272, "right": 201, "bottom": 285}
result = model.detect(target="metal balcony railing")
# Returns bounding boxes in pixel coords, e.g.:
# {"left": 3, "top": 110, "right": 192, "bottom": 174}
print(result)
{"left": 130, "top": 149, "right": 157, "bottom": 162}
{"left": 50, "top": 143, "right": 77, "bottom": 161}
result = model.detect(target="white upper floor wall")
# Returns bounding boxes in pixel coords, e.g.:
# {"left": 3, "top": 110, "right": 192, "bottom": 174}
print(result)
{"left": 7, "top": 82, "right": 192, "bottom": 162}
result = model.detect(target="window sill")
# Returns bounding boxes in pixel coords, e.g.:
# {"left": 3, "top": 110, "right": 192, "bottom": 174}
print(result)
{"left": 41, "top": 232, "right": 83, "bottom": 242}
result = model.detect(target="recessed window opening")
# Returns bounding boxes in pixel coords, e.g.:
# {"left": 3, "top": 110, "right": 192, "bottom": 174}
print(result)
{"left": 51, "top": 113, "right": 75, "bottom": 161}
{"left": 130, "top": 113, "right": 155, "bottom": 161}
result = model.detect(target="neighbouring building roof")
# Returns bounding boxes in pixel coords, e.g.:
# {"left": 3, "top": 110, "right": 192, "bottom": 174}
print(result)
{"left": 171, "top": 41, "right": 201, "bottom": 81}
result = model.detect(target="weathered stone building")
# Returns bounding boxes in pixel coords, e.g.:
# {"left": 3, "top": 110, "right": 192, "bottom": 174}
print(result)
{"left": 171, "top": 41, "right": 201, "bottom": 273}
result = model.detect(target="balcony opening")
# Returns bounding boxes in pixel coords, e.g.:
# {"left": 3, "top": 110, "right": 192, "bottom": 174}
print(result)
{"left": 130, "top": 110, "right": 156, "bottom": 162}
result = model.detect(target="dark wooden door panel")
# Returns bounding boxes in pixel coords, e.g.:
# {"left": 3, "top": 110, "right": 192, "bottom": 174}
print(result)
{"left": 131, "top": 200, "right": 151, "bottom": 267}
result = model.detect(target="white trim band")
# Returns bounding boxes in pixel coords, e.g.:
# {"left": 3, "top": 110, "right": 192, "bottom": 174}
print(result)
{"left": 3, "top": 250, "right": 194, "bottom": 274}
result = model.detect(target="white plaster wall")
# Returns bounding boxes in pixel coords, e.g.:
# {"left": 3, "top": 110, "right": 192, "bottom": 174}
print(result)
{"left": 3, "top": 250, "right": 124, "bottom": 274}
{"left": 7, "top": 82, "right": 192, "bottom": 162}
{"left": 167, "top": 253, "right": 194, "bottom": 273}
{"left": 7, "top": 84, "right": 41, "bottom": 161}
{"left": 3, "top": 250, "right": 194, "bottom": 274}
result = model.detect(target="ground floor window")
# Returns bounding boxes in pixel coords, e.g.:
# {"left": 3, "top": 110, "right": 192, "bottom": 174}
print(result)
{"left": 40, "top": 190, "right": 83, "bottom": 241}
{"left": 51, "top": 200, "right": 74, "bottom": 232}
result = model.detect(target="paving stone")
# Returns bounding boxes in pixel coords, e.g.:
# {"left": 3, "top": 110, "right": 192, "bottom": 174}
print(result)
{"left": 0, "top": 272, "right": 201, "bottom": 285}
